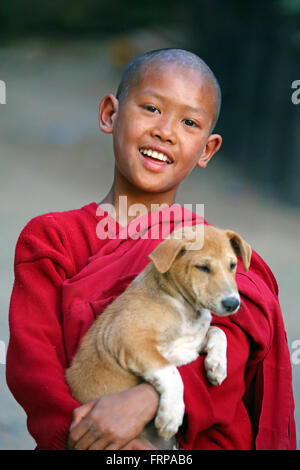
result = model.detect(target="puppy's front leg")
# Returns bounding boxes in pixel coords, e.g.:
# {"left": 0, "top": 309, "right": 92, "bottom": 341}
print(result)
{"left": 144, "top": 365, "right": 185, "bottom": 440}
{"left": 203, "top": 326, "right": 227, "bottom": 386}
{"left": 111, "top": 335, "right": 185, "bottom": 441}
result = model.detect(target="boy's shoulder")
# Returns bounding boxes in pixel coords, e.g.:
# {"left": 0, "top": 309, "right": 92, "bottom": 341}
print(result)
{"left": 15, "top": 202, "right": 100, "bottom": 266}
{"left": 23, "top": 201, "right": 98, "bottom": 229}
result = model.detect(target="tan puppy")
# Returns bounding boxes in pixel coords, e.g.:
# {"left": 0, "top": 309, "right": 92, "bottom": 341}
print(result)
{"left": 66, "top": 225, "right": 251, "bottom": 449}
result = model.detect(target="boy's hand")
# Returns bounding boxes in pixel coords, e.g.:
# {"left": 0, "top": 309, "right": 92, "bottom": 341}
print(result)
{"left": 68, "top": 383, "right": 159, "bottom": 450}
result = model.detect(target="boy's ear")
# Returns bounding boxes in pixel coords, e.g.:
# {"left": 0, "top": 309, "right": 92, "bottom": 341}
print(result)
{"left": 197, "top": 133, "right": 222, "bottom": 169}
{"left": 99, "top": 94, "right": 119, "bottom": 134}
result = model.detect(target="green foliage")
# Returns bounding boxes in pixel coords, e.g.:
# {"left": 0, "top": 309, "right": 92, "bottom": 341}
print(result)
{"left": 0, "top": 0, "right": 182, "bottom": 38}
{"left": 278, "top": 0, "right": 300, "bottom": 14}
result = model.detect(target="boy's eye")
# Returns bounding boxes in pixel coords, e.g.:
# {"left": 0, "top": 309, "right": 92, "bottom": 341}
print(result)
{"left": 143, "top": 105, "right": 159, "bottom": 113}
{"left": 183, "top": 119, "right": 198, "bottom": 127}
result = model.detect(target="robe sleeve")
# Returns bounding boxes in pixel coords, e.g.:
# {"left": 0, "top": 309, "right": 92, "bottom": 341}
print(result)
{"left": 6, "top": 215, "right": 81, "bottom": 449}
{"left": 177, "top": 251, "right": 296, "bottom": 450}
{"left": 177, "top": 296, "right": 254, "bottom": 450}
{"left": 234, "top": 252, "right": 297, "bottom": 450}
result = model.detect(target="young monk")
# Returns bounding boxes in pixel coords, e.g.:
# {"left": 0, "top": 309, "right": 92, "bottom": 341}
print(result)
{"left": 6, "top": 49, "right": 296, "bottom": 450}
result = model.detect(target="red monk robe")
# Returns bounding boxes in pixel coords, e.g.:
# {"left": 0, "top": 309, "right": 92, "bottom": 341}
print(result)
{"left": 6, "top": 202, "right": 296, "bottom": 450}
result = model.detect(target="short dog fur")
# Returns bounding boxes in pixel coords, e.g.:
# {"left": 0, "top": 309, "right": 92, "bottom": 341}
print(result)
{"left": 66, "top": 225, "right": 251, "bottom": 449}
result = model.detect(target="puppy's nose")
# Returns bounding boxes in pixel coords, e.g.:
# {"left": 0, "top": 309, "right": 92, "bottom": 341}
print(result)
{"left": 222, "top": 297, "right": 240, "bottom": 313}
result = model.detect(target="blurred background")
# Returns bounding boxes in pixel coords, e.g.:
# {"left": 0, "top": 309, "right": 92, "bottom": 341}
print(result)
{"left": 0, "top": 0, "right": 299, "bottom": 449}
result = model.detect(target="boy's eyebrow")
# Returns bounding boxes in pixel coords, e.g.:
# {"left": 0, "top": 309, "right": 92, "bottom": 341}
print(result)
{"left": 138, "top": 90, "right": 208, "bottom": 116}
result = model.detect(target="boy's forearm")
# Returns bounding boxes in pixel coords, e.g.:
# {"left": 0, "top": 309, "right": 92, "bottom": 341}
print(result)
{"left": 136, "top": 383, "right": 160, "bottom": 421}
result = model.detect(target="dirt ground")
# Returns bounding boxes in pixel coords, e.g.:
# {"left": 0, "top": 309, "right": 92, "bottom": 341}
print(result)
{"left": 0, "top": 35, "right": 299, "bottom": 449}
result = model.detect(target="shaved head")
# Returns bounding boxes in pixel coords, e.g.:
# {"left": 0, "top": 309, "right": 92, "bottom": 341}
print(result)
{"left": 116, "top": 48, "right": 222, "bottom": 131}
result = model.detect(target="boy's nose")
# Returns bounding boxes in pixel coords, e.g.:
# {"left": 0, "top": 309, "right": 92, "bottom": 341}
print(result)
{"left": 151, "top": 120, "right": 177, "bottom": 144}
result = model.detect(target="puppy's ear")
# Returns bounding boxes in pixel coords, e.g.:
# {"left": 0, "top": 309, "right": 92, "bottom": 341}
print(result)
{"left": 148, "top": 238, "right": 185, "bottom": 273}
{"left": 225, "top": 230, "right": 252, "bottom": 272}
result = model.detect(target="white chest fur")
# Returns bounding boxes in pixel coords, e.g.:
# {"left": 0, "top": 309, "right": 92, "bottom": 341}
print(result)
{"left": 158, "top": 296, "right": 212, "bottom": 367}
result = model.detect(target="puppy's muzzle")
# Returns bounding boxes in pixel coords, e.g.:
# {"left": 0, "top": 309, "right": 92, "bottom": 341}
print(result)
{"left": 221, "top": 296, "right": 240, "bottom": 314}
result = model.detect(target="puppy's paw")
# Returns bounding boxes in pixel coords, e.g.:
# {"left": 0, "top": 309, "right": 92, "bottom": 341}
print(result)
{"left": 154, "top": 398, "right": 185, "bottom": 440}
{"left": 204, "top": 354, "right": 227, "bottom": 386}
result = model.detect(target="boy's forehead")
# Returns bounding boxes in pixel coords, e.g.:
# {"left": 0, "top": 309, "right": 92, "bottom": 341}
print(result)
{"left": 136, "top": 60, "right": 208, "bottom": 90}
{"left": 129, "top": 61, "right": 216, "bottom": 116}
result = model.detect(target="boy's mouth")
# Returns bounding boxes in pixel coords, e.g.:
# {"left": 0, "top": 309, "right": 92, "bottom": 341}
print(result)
{"left": 139, "top": 148, "right": 173, "bottom": 165}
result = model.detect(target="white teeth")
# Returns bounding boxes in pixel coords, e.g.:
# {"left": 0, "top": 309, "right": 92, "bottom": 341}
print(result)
{"left": 140, "top": 148, "right": 172, "bottom": 163}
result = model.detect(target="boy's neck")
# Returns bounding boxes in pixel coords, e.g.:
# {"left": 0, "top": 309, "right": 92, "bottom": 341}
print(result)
{"left": 100, "top": 180, "right": 178, "bottom": 227}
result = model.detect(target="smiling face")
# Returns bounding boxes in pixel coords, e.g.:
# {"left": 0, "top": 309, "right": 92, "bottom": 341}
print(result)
{"left": 99, "top": 62, "right": 222, "bottom": 196}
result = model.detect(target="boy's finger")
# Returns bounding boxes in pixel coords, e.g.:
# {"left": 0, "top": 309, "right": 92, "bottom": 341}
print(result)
{"left": 88, "top": 436, "right": 113, "bottom": 450}
{"left": 72, "top": 428, "right": 105, "bottom": 450}
{"left": 70, "top": 401, "right": 96, "bottom": 430}
{"left": 69, "top": 416, "right": 95, "bottom": 446}
{"left": 119, "top": 438, "right": 155, "bottom": 450}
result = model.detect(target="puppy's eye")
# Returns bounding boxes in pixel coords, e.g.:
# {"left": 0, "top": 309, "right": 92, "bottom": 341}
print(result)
{"left": 230, "top": 263, "right": 237, "bottom": 271}
{"left": 178, "top": 248, "right": 186, "bottom": 258}
{"left": 196, "top": 265, "right": 210, "bottom": 273}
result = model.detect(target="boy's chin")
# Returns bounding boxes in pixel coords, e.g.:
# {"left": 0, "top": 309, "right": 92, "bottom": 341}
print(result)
{"left": 134, "top": 180, "right": 177, "bottom": 194}
{"left": 117, "top": 167, "right": 178, "bottom": 195}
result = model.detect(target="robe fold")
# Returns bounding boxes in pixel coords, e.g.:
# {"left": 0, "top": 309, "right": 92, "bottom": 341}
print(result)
{"left": 6, "top": 202, "right": 296, "bottom": 450}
